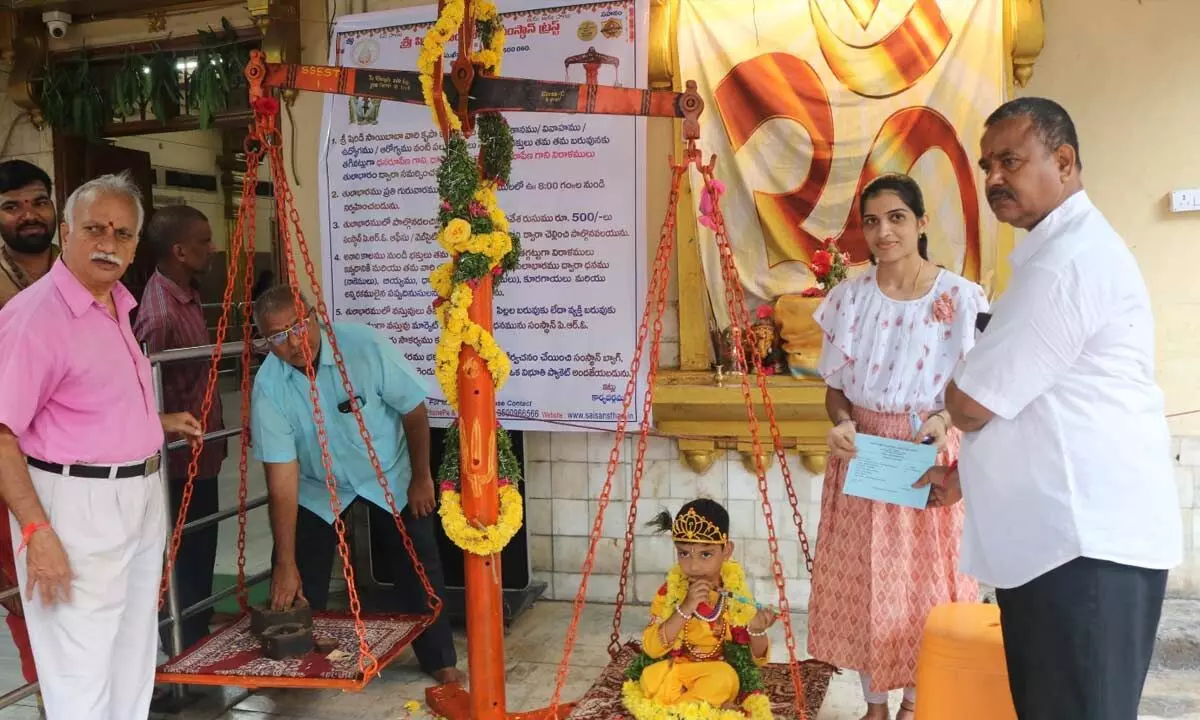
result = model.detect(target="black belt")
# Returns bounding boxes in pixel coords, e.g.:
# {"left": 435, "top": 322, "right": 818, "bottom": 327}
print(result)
{"left": 27, "top": 454, "right": 161, "bottom": 479}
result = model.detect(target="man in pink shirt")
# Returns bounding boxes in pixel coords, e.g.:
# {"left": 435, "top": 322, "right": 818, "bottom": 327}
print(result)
{"left": 0, "top": 172, "right": 202, "bottom": 720}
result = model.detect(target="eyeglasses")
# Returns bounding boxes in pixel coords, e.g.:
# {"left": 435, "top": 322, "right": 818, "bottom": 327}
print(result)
{"left": 254, "top": 309, "right": 315, "bottom": 351}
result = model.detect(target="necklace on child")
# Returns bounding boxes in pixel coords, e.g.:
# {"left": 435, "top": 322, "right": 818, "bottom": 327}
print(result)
{"left": 692, "top": 593, "right": 724, "bottom": 623}
{"left": 683, "top": 614, "right": 726, "bottom": 661}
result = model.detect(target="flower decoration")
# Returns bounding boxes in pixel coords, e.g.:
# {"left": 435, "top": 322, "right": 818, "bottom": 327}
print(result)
{"left": 252, "top": 96, "right": 280, "bottom": 116}
{"left": 931, "top": 291, "right": 956, "bottom": 324}
{"left": 420, "top": 0, "right": 522, "bottom": 559}
{"left": 436, "top": 423, "right": 524, "bottom": 557}
{"left": 698, "top": 177, "right": 726, "bottom": 231}
{"left": 806, "top": 237, "right": 850, "bottom": 297}
{"left": 621, "top": 681, "right": 772, "bottom": 720}
{"left": 623, "top": 560, "right": 771, "bottom": 720}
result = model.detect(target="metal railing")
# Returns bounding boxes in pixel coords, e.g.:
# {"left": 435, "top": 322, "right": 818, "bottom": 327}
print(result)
{"left": 0, "top": 340, "right": 270, "bottom": 712}
{"left": 150, "top": 341, "right": 270, "bottom": 705}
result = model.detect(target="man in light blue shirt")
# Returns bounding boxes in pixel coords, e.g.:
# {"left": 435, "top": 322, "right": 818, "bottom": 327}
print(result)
{"left": 249, "top": 285, "right": 461, "bottom": 684}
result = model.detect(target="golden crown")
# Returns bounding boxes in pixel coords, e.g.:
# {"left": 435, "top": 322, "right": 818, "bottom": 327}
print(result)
{"left": 671, "top": 508, "right": 727, "bottom": 545}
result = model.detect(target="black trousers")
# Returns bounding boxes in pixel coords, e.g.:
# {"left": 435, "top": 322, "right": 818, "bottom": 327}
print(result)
{"left": 995, "top": 557, "right": 1167, "bottom": 720}
{"left": 292, "top": 499, "right": 457, "bottom": 674}
{"left": 159, "top": 476, "right": 220, "bottom": 652}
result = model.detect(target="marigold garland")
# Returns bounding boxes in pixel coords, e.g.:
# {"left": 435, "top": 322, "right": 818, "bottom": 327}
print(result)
{"left": 439, "top": 485, "right": 523, "bottom": 556}
{"left": 416, "top": 0, "right": 505, "bottom": 133}
{"left": 472, "top": 0, "right": 505, "bottom": 74}
{"left": 436, "top": 423, "right": 524, "bottom": 556}
{"left": 657, "top": 562, "right": 758, "bottom": 627}
{"left": 427, "top": 132, "right": 517, "bottom": 411}
{"left": 422, "top": 0, "right": 523, "bottom": 557}
{"left": 626, "top": 561, "right": 767, "bottom": 715}
{"left": 416, "top": 0, "right": 464, "bottom": 134}
{"left": 621, "top": 681, "right": 773, "bottom": 720}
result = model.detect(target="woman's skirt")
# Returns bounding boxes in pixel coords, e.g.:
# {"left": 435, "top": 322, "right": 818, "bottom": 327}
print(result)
{"left": 806, "top": 407, "right": 979, "bottom": 692}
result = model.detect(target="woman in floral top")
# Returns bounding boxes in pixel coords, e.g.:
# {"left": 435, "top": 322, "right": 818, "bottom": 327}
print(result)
{"left": 806, "top": 174, "right": 987, "bottom": 720}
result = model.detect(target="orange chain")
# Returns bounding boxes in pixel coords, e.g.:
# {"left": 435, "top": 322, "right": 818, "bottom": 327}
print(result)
{"left": 157, "top": 139, "right": 264, "bottom": 618}
{"left": 546, "top": 144, "right": 819, "bottom": 720}
{"left": 265, "top": 127, "right": 444, "bottom": 680}
{"left": 547, "top": 160, "right": 683, "bottom": 716}
{"left": 698, "top": 156, "right": 809, "bottom": 718}
{"left": 233, "top": 142, "right": 262, "bottom": 609}
{"left": 608, "top": 161, "right": 687, "bottom": 656}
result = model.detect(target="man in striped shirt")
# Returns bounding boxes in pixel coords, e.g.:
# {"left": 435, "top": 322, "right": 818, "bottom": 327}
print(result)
{"left": 133, "top": 205, "right": 226, "bottom": 652}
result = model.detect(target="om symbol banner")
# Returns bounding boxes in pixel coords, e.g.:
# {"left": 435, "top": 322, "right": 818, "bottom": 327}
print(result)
{"left": 677, "top": 0, "right": 1005, "bottom": 326}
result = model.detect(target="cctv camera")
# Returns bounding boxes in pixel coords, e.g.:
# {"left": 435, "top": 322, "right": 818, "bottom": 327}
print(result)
{"left": 42, "top": 11, "right": 71, "bottom": 40}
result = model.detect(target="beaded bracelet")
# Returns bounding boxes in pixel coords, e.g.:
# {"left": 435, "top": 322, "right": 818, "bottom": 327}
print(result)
{"left": 747, "top": 627, "right": 768, "bottom": 637}
{"left": 675, "top": 605, "right": 693, "bottom": 621}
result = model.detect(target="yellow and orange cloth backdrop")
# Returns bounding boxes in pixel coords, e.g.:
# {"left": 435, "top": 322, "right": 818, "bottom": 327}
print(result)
{"left": 677, "top": 0, "right": 1005, "bottom": 326}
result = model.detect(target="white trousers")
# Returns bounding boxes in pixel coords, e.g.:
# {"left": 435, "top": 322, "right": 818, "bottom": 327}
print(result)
{"left": 860, "top": 672, "right": 916, "bottom": 706}
{"left": 10, "top": 465, "right": 166, "bottom": 720}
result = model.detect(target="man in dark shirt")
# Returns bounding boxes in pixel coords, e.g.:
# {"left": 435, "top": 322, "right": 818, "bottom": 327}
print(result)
{"left": 0, "top": 159, "right": 56, "bottom": 688}
{"left": 133, "top": 205, "right": 226, "bottom": 651}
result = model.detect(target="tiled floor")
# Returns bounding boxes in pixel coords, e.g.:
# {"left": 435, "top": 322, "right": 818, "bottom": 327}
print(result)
{"left": 0, "top": 600, "right": 1194, "bottom": 719}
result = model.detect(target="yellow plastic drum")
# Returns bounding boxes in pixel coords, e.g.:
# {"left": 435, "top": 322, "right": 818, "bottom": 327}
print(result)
{"left": 914, "top": 603, "right": 1017, "bottom": 720}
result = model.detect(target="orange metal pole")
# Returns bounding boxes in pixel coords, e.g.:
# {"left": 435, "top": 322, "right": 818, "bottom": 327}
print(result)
{"left": 459, "top": 273, "right": 507, "bottom": 720}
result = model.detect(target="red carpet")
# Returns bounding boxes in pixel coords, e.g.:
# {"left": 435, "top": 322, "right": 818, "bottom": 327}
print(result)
{"left": 565, "top": 643, "right": 838, "bottom": 719}
{"left": 156, "top": 611, "right": 431, "bottom": 690}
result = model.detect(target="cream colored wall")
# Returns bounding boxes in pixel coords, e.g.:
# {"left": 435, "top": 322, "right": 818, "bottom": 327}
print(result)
{"left": 1016, "top": 0, "right": 1200, "bottom": 596}
{"left": 114, "top": 130, "right": 230, "bottom": 250}
{"left": 1018, "top": 0, "right": 1200, "bottom": 436}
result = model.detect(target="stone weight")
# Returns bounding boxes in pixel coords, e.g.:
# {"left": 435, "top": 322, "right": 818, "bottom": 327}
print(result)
{"left": 261, "top": 622, "right": 314, "bottom": 660}
{"left": 250, "top": 601, "right": 313, "bottom": 636}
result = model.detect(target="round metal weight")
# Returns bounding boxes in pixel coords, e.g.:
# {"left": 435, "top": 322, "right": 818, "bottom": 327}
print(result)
{"left": 261, "top": 622, "right": 314, "bottom": 660}
{"left": 250, "top": 601, "right": 313, "bottom": 635}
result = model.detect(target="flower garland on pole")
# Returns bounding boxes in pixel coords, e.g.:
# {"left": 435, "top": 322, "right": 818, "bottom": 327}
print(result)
{"left": 436, "top": 423, "right": 524, "bottom": 555}
{"left": 419, "top": 0, "right": 523, "bottom": 557}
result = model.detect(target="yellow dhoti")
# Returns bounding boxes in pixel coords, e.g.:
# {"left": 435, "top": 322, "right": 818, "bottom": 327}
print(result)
{"left": 639, "top": 658, "right": 740, "bottom": 707}
{"left": 638, "top": 583, "right": 769, "bottom": 710}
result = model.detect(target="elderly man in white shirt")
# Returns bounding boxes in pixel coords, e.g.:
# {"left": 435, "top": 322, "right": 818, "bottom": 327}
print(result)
{"left": 917, "top": 97, "right": 1183, "bottom": 720}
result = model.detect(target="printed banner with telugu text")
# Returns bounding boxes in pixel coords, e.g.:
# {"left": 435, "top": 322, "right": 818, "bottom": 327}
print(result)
{"left": 319, "top": 0, "right": 648, "bottom": 431}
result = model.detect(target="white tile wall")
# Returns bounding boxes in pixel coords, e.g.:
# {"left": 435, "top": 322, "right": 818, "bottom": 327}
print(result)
{"left": 526, "top": 430, "right": 1200, "bottom": 605}
{"left": 526, "top": 429, "right": 827, "bottom": 606}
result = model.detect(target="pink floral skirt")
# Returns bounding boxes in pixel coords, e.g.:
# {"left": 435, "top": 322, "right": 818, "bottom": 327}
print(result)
{"left": 806, "top": 407, "right": 978, "bottom": 692}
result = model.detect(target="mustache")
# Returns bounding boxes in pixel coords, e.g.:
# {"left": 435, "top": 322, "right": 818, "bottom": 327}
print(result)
{"left": 987, "top": 187, "right": 1015, "bottom": 203}
{"left": 90, "top": 251, "right": 122, "bottom": 265}
{"left": 17, "top": 221, "right": 49, "bottom": 232}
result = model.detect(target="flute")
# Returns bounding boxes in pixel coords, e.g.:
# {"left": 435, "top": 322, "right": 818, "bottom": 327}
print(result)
{"left": 718, "top": 589, "right": 769, "bottom": 610}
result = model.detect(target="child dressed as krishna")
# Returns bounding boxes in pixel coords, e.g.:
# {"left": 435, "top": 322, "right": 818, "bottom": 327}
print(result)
{"left": 622, "top": 499, "right": 779, "bottom": 720}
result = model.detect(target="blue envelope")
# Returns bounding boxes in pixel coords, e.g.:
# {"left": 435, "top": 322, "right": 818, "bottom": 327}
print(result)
{"left": 842, "top": 433, "right": 938, "bottom": 509}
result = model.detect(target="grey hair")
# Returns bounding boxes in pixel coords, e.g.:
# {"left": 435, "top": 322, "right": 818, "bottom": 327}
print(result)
{"left": 253, "top": 284, "right": 312, "bottom": 331}
{"left": 62, "top": 171, "right": 146, "bottom": 235}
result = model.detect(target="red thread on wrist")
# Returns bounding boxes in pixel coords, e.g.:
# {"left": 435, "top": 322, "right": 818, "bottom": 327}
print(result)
{"left": 17, "top": 522, "right": 50, "bottom": 555}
